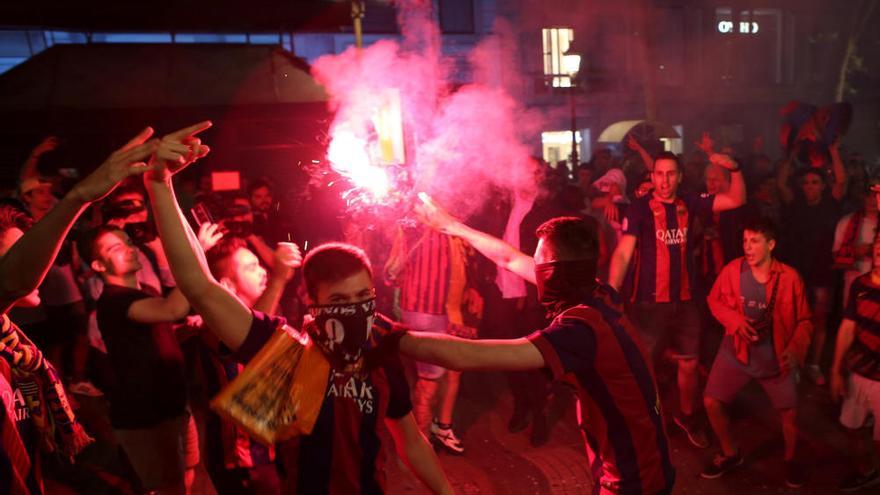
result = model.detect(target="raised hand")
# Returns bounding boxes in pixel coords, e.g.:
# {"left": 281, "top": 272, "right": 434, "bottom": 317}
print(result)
{"left": 696, "top": 131, "right": 715, "bottom": 155}
{"left": 147, "top": 121, "right": 212, "bottom": 182}
{"left": 626, "top": 134, "right": 643, "bottom": 152}
{"left": 272, "top": 242, "right": 303, "bottom": 282}
{"left": 197, "top": 222, "right": 225, "bottom": 252}
{"left": 31, "top": 136, "right": 60, "bottom": 157}
{"left": 69, "top": 127, "right": 158, "bottom": 203}
{"left": 414, "top": 192, "right": 462, "bottom": 235}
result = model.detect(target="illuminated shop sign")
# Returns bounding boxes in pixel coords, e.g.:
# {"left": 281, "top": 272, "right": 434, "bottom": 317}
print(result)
{"left": 717, "top": 21, "right": 759, "bottom": 34}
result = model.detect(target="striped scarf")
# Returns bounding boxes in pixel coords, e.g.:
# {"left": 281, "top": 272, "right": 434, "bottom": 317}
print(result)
{"left": 0, "top": 314, "right": 93, "bottom": 460}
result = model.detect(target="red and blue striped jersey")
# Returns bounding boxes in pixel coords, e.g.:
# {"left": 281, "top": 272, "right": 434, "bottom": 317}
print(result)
{"left": 623, "top": 194, "right": 714, "bottom": 303}
{"left": 527, "top": 285, "right": 675, "bottom": 495}
{"left": 400, "top": 230, "right": 450, "bottom": 315}
{"left": 844, "top": 274, "right": 880, "bottom": 380}
{"left": 232, "top": 311, "right": 413, "bottom": 494}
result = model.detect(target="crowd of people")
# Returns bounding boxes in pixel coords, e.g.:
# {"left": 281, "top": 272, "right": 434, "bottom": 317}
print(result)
{"left": 1, "top": 120, "right": 879, "bottom": 495}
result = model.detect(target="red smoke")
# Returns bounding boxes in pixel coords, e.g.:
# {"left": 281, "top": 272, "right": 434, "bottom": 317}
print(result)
{"left": 311, "top": 0, "right": 542, "bottom": 218}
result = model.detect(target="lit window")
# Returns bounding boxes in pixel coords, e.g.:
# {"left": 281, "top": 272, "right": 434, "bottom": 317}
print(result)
{"left": 542, "top": 28, "right": 575, "bottom": 88}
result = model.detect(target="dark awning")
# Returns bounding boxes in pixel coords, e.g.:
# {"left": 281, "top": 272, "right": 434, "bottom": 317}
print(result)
{"left": 0, "top": 1, "right": 352, "bottom": 32}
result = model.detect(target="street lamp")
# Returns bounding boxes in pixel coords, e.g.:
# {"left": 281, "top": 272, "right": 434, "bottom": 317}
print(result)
{"left": 563, "top": 47, "right": 582, "bottom": 168}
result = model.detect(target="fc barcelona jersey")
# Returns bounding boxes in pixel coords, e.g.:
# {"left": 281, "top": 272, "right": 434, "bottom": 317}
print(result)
{"left": 527, "top": 285, "right": 675, "bottom": 495}
{"left": 622, "top": 194, "right": 714, "bottom": 303}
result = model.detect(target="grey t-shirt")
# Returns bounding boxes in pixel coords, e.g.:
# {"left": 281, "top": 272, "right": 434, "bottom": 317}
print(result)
{"left": 720, "top": 262, "right": 779, "bottom": 377}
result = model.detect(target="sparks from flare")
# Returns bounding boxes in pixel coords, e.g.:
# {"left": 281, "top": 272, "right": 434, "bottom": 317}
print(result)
{"left": 326, "top": 129, "right": 391, "bottom": 201}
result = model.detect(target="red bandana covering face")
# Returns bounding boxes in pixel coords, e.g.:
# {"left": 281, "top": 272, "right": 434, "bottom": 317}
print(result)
{"left": 648, "top": 197, "right": 690, "bottom": 302}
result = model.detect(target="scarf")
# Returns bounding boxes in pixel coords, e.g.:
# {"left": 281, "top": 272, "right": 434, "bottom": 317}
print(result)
{"left": 0, "top": 314, "right": 93, "bottom": 460}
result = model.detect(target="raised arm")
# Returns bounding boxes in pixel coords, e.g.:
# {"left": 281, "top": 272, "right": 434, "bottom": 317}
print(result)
{"left": 627, "top": 135, "right": 654, "bottom": 172}
{"left": 19, "top": 136, "right": 59, "bottom": 181}
{"left": 416, "top": 193, "right": 536, "bottom": 284}
{"left": 254, "top": 242, "right": 301, "bottom": 315}
{"left": 829, "top": 140, "right": 847, "bottom": 201}
{"left": 777, "top": 154, "right": 795, "bottom": 204}
{"left": 710, "top": 153, "right": 746, "bottom": 212}
{"left": 0, "top": 129, "right": 158, "bottom": 314}
{"left": 144, "top": 122, "right": 253, "bottom": 351}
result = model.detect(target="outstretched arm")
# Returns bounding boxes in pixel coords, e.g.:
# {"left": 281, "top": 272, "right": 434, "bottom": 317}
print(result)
{"left": 627, "top": 135, "right": 653, "bottom": 172}
{"left": 145, "top": 122, "right": 253, "bottom": 351}
{"left": 0, "top": 129, "right": 158, "bottom": 314}
{"left": 416, "top": 193, "right": 536, "bottom": 284}
{"left": 399, "top": 332, "right": 544, "bottom": 371}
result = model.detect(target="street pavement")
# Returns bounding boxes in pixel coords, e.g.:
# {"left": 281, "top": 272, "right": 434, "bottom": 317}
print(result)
{"left": 46, "top": 365, "right": 874, "bottom": 494}
{"left": 388, "top": 368, "right": 875, "bottom": 494}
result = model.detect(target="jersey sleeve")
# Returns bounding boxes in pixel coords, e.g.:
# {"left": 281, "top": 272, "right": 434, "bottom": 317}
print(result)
{"left": 96, "top": 286, "right": 149, "bottom": 328}
{"left": 230, "top": 310, "right": 287, "bottom": 364}
{"left": 526, "top": 318, "right": 597, "bottom": 380}
{"left": 382, "top": 353, "right": 413, "bottom": 419}
{"left": 622, "top": 200, "right": 645, "bottom": 237}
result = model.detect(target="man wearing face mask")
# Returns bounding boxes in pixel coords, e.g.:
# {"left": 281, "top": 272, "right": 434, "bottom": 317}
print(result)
{"left": 143, "top": 122, "right": 452, "bottom": 495}
{"left": 404, "top": 199, "right": 674, "bottom": 495}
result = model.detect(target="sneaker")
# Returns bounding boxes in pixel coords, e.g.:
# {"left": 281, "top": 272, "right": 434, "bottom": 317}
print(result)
{"left": 839, "top": 468, "right": 880, "bottom": 492}
{"left": 674, "top": 413, "right": 710, "bottom": 449}
{"left": 805, "top": 365, "right": 826, "bottom": 386}
{"left": 700, "top": 452, "right": 744, "bottom": 479}
{"left": 430, "top": 419, "right": 464, "bottom": 454}
{"left": 68, "top": 380, "right": 104, "bottom": 397}
{"left": 784, "top": 460, "right": 807, "bottom": 488}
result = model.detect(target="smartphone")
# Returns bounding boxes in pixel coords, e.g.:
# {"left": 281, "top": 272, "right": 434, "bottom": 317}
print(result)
{"left": 190, "top": 203, "right": 214, "bottom": 227}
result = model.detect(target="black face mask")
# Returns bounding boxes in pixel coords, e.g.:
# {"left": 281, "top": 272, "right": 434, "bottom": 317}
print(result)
{"left": 534, "top": 259, "right": 597, "bottom": 318}
{"left": 307, "top": 298, "right": 376, "bottom": 365}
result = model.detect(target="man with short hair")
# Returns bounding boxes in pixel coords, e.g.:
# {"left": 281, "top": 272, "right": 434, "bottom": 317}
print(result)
{"left": 699, "top": 217, "right": 812, "bottom": 487}
{"left": 84, "top": 225, "right": 196, "bottom": 495}
{"left": 192, "top": 235, "right": 300, "bottom": 495}
{"left": 144, "top": 122, "right": 452, "bottom": 495}
{"left": 831, "top": 235, "right": 880, "bottom": 492}
{"left": 0, "top": 128, "right": 159, "bottom": 494}
{"left": 411, "top": 200, "right": 675, "bottom": 495}
{"left": 607, "top": 151, "right": 746, "bottom": 448}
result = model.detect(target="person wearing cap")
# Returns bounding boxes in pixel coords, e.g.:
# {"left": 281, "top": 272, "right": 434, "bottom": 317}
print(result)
{"left": 19, "top": 177, "right": 57, "bottom": 221}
